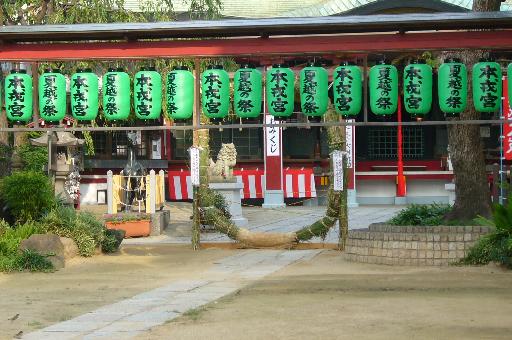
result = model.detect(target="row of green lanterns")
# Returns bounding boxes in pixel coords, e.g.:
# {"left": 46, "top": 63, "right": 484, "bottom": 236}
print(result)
{"left": 3, "top": 60, "right": 509, "bottom": 123}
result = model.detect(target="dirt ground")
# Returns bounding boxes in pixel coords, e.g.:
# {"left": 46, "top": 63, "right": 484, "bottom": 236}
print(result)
{"left": 0, "top": 244, "right": 238, "bottom": 339}
{"left": 142, "top": 251, "right": 512, "bottom": 340}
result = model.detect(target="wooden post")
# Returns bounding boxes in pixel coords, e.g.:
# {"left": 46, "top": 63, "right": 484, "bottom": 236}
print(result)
{"left": 492, "top": 163, "right": 499, "bottom": 204}
{"left": 191, "top": 58, "right": 201, "bottom": 250}
{"left": 107, "top": 170, "right": 114, "bottom": 214}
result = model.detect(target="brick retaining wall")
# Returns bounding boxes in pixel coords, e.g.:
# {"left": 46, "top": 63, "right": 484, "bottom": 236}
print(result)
{"left": 344, "top": 223, "right": 491, "bottom": 266}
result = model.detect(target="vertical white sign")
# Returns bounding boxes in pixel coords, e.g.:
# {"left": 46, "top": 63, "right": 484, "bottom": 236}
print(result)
{"left": 345, "top": 119, "right": 354, "bottom": 168}
{"left": 189, "top": 147, "right": 200, "bottom": 187}
{"left": 265, "top": 115, "right": 280, "bottom": 156}
{"left": 332, "top": 150, "right": 344, "bottom": 191}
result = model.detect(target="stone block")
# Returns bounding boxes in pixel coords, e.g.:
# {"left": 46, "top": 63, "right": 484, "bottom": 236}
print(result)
{"left": 426, "top": 251, "right": 434, "bottom": 259}
{"left": 441, "top": 243, "right": 449, "bottom": 251}
{"left": 440, "top": 235, "right": 448, "bottom": 242}
{"left": 434, "top": 243, "right": 441, "bottom": 250}
{"left": 464, "top": 233, "right": 472, "bottom": 241}
{"left": 418, "top": 250, "right": 426, "bottom": 259}
{"left": 434, "top": 251, "right": 442, "bottom": 259}
{"left": 448, "top": 242, "right": 457, "bottom": 250}
{"left": 19, "top": 234, "right": 78, "bottom": 269}
{"left": 433, "top": 234, "right": 441, "bottom": 242}
{"left": 456, "top": 242, "right": 465, "bottom": 250}
{"left": 411, "top": 242, "right": 418, "bottom": 250}
{"left": 442, "top": 251, "right": 449, "bottom": 259}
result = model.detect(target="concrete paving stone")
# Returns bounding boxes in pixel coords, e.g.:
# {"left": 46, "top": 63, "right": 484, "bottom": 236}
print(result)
{"left": 41, "top": 320, "right": 111, "bottom": 333}
{"left": 22, "top": 331, "right": 84, "bottom": 340}
{"left": 83, "top": 330, "right": 143, "bottom": 339}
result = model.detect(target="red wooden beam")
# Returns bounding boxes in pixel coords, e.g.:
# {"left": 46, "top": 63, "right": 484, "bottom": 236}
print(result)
{"left": 1, "top": 30, "right": 512, "bottom": 61}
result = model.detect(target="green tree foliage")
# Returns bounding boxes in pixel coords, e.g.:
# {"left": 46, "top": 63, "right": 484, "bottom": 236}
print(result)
{"left": 463, "top": 200, "right": 512, "bottom": 268}
{"left": 0, "top": 0, "right": 222, "bottom": 26}
{"left": 0, "top": 171, "right": 56, "bottom": 223}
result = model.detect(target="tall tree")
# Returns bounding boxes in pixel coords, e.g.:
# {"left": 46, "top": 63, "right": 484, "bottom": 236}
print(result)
{"left": 444, "top": 0, "right": 503, "bottom": 220}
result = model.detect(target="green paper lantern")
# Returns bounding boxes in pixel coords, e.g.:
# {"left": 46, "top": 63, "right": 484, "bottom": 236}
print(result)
{"left": 438, "top": 59, "right": 467, "bottom": 114}
{"left": 5, "top": 70, "right": 32, "bottom": 122}
{"left": 234, "top": 65, "right": 262, "bottom": 118}
{"left": 266, "top": 65, "right": 295, "bottom": 117}
{"left": 369, "top": 62, "right": 398, "bottom": 115}
{"left": 39, "top": 69, "right": 66, "bottom": 122}
{"left": 166, "top": 66, "right": 194, "bottom": 120}
{"left": 300, "top": 64, "right": 328, "bottom": 117}
{"left": 201, "top": 66, "right": 229, "bottom": 119}
{"left": 403, "top": 61, "right": 433, "bottom": 116}
{"left": 71, "top": 69, "right": 99, "bottom": 121}
{"left": 134, "top": 68, "right": 162, "bottom": 120}
{"left": 472, "top": 60, "right": 502, "bottom": 112}
{"left": 102, "top": 68, "right": 130, "bottom": 121}
{"left": 333, "top": 62, "right": 362, "bottom": 117}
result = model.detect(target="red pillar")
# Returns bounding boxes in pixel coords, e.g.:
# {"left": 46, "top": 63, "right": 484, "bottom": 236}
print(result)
{"left": 397, "top": 97, "right": 407, "bottom": 197}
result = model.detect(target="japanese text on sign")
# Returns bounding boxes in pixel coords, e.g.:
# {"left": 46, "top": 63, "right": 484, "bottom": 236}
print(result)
{"left": 204, "top": 72, "right": 222, "bottom": 115}
{"left": 302, "top": 70, "right": 319, "bottom": 114}
{"left": 404, "top": 66, "right": 423, "bottom": 110}
{"left": 236, "top": 71, "right": 254, "bottom": 113}
{"left": 105, "top": 74, "right": 118, "bottom": 116}
{"left": 332, "top": 150, "right": 344, "bottom": 191}
{"left": 335, "top": 67, "right": 353, "bottom": 112}
{"left": 345, "top": 121, "right": 354, "bottom": 168}
{"left": 376, "top": 67, "right": 392, "bottom": 110}
{"left": 269, "top": 70, "right": 289, "bottom": 113}
{"left": 189, "top": 147, "right": 200, "bottom": 186}
{"left": 478, "top": 64, "right": 499, "bottom": 108}
{"left": 42, "top": 75, "right": 58, "bottom": 117}
{"left": 135, "top": 73, "right": 153, "bottom": 116}
{"left": 265, "top": 115, "right": 280, "bottom": 156}
{"left": 72, "top": 75, "right": 89, "bottom": 117}
{"left": 167, "top": 73, "right": 178, "bottom": 115}
{"left": 7, "top": 76, "right": 27, "bottom": 118}
{"left": 446, "top": 64, "right": 463, "bottom": 110}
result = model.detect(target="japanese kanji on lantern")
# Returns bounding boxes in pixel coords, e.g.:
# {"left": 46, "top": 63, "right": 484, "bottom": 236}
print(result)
{"left": 71, "top": 69, "right": 99, "bottom": 121}
{"left": 333, "top": 62, "right": 362, "bottom": 117}
{"left": 102, "top": 68, "right": 130, "bottom": 121}
{"left": 266, "top": 64, "right": 294, "bottom": 117}
{"left": 403, "top": 60, "right": 433, "bottom": 116}
{"left": 201, "top": 65, "right": 229, "bottom": 119}
{"left": 166, "top": 66, "right": 194, "bottom": 120}
{"left": 438, "top": 58, "right": 467, "bottom": 115}
{"left": 369, "top": 61, "right": 398, "bottom": 115}
{"left": 472, "top": 59, "right": 502, "bottom": 112}
{"left": 39, "top": 69, "right": 66, "bottom": 122}
{"left": 234, "top": 64, "right": 262, "bottom": 118}
{"left": 134, "top": 67, "right": 162, "bottom": 120}
{"left": 300, "top": 63, "right": 328, "bottom": 117}
{"left": 5, "top": 69, "right": 32, "bottom": 122}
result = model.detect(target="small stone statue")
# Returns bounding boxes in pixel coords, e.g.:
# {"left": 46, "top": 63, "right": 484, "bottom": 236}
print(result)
{"left": 209, "top": 143, "right": 237, "bottom": 182}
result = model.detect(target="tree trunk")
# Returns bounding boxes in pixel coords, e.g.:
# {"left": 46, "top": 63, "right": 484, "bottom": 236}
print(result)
{"left": 444, "top": 0, "right": 501, "bottom": 220}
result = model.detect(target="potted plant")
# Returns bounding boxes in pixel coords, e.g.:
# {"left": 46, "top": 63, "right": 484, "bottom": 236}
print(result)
{"left": 104, "top": 213, "right": 151, "bottom": 238}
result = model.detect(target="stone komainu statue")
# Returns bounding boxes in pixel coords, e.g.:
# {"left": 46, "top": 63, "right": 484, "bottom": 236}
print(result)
{"left": 209, "top": 143, "right": 237, "bottom": 181}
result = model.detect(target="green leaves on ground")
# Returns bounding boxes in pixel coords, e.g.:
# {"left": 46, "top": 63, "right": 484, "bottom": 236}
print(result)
{"left": 388, "top": 204, "right": 452, "bottom": 226}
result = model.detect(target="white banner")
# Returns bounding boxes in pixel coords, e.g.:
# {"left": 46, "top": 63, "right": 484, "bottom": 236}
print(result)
{"left": 265, "top": 115, "right": 280, "bottom": 156}
{"left": 345, "top": 120, "right": 354, "bottom": 168}
{"left": 189, "top": 147, "right": 200, "bottom": 187}
{"left": 332, "top": 150, "right": 344, "bottom": 191}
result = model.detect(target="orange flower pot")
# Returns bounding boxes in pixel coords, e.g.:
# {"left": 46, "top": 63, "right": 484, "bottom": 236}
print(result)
{"left": 105, "top": 220, "right": 151, "bottom": 238}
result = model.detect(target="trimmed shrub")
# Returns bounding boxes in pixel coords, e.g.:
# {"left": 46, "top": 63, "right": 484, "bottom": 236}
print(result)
{"left": 40, "top": 206, "right": 105, "bottom": 256}
{"left": 0, "top": 171, "right": 56, "bottom": 223}
{"left": 388, "top": 204, "right": 451, "bottom": 226}
{"left": 16, "top": 142, "right": 48, "bottom": 173}
{"left": 101, "top": 229, "right": 125, "bottom": 253}
{"left": 0, "top": 221, "right": 43, "bottom": 256}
